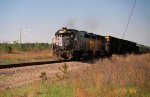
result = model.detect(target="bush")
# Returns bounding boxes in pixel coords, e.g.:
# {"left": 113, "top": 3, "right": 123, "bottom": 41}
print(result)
{"left": 5, "top": 46, "right": 12, "bottom": 53}
{"left": 0, "top": 43, "right": 12, "bottom": 53}
{"left": 138, "top": 44, "right": 150, "bottom": 53}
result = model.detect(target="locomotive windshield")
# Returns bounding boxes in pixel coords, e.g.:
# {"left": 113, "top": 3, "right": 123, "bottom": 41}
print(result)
{"left": 55, "top": 30, "right": 75, "bottom": 37}
{"left": 56, "top": 33, "right": 73, "bottom": 37}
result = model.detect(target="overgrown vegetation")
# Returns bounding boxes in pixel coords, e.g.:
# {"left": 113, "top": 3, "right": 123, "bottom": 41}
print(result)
{"left": 0, "top": 54, "right": 150, "bottom": 97}
{"left": 138, "top": 44, "right": 150, "bottom": 53}
{"left": 0, "top": 41, "right": 52, "bottom": 54}
{"left": 0, "top": 42, "right": 53, "bottom": 64}
{"left": 0, "top": 50, "right": 53, "bottom": 65}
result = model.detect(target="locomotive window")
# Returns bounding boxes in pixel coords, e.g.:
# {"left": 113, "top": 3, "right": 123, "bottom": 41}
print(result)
{"left": 63, "top": 34, "right": 70, "bottom": 37}
{"left": 67, "top": 31, "right": 72, "bottom": 33}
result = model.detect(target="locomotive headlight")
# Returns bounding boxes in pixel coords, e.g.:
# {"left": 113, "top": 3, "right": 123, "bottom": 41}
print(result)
{"left": 75, "top": 38, "right": 77, "bottom": 40}
{"left": 59, "top": 31, "right": 64, "bottom": 33}
{"left": 59, "top": 30, "right": 66, "bottom": 33}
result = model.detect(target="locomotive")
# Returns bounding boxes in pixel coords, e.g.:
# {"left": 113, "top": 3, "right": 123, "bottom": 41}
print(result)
{"left": 52, "top": 27, "right": 139, "bottom": 60}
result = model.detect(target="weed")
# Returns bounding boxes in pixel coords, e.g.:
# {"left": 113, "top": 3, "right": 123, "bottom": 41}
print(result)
{"left": 57, "top": 63, "right": 69, "bottom": 80}
{"left": 39, "top": 71, "right": 47, "bottom": 84}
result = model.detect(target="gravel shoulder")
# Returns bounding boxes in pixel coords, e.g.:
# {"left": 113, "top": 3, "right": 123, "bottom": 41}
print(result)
{"left": 0, "top": 61, "right": 89, "bottom": 90}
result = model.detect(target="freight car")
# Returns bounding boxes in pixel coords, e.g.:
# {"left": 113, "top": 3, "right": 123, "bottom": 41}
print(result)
{"left": 105, "top": 36, "right": 139, "bottom": 55}
{"left": 52, "top": 27, "right": 139, "bottom": 60}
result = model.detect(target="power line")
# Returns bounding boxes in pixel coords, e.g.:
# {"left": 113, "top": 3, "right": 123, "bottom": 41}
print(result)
{"left": 122, "top": 0, "right": 137, "bottom": 39}
{"left": 118, "top": 0, "right": 137, "bottom": 53}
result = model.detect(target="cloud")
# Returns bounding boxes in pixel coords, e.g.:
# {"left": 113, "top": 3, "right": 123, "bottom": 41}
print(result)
{"left": 24, "top": 31, "right": 29, "bottom": 34}
{"left": 27, "top": 28, "right": 32, "bottom": 32}
{"left": 23, "top": 28, "right": 32, "bottom": 34}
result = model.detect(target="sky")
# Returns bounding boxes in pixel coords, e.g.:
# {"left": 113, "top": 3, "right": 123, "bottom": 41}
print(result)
{"left": 0, "top": 0, "right": 150, "bottom": 46}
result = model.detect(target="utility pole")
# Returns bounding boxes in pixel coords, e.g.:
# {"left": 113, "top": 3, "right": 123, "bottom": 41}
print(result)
{"left": 20, "top": 28, "right": 22, "bottom": 45}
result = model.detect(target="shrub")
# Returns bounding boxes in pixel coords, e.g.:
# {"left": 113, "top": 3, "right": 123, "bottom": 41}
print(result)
{"left": 39, "top": 71, "right": 47, "bottom": 83}
{"left": 58, "top": 63, "right": 69, "bottom": 79}
{"left": 4, "top": 46, "right": 12, "bottom": 53}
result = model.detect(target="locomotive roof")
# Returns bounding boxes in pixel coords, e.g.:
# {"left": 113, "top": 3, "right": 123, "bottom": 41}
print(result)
{"left": 88, "top": 33, "right": 105, "bottom": 39}
{"left": 55, "top": 28, "right": 78, "bottom": 35}
{"left": 55, "top": 27, "right": 105, "bottom": 39}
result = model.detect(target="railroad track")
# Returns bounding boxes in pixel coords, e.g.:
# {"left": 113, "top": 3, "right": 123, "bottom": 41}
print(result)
{"left": 0, "top": 60, "right": 74, "bottom": 69}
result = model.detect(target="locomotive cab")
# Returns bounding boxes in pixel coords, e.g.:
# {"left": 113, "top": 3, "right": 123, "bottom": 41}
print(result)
{"left": 52, "top": 27, "right": 76, "bottom": 60}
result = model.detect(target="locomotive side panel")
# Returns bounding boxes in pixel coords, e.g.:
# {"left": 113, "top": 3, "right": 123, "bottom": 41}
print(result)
{"left": 93, "top": 38, "right": 104, "bottom": 56}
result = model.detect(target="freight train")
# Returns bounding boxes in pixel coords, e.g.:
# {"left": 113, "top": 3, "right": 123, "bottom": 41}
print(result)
{"left": 52, "top": 27, "right": 139, "bottom": 60}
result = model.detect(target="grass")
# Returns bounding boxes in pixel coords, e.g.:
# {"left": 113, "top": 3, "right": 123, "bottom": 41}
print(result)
{"left": 0, "top": 54, "right": 150, "bottom": 97}
{"left": 42, "top": 82, "right": 73, "bottom": 97}
{"left": 0, "top": 80, "right": 74, "bottom": 97}
{"left": 0, "top": 50, "right": 53, "bottom": 65}
{"left": 0, "top": 74, "right": 20, "bottom": 82}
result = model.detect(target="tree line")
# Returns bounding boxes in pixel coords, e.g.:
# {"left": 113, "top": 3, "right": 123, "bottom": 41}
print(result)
{"left": 0, "top": 41, "right": 52, "bottom": 53}
{"left": 0, "top": 41, "right": 149, "bottom": 54}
